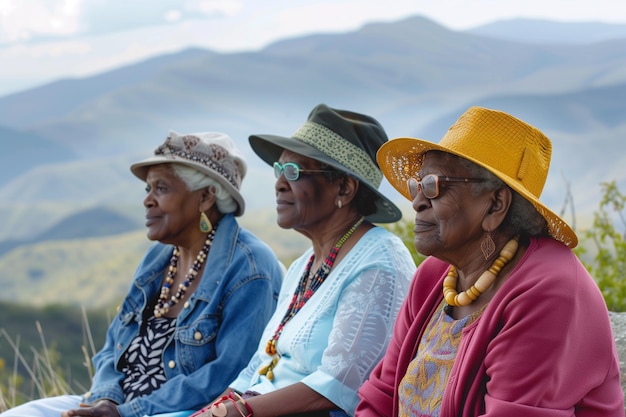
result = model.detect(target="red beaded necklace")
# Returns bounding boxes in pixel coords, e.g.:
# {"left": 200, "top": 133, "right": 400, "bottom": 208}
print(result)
{"left": 259, "top": 216, "right": 365, "bottom": 381}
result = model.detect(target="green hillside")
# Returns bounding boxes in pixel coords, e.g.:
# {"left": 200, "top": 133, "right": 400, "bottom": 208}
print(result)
{"left": 0, "top": 230, "right": 151, "bottom": 308}
{"left": 0, "top": 209, "right": 309, "bottom": 308}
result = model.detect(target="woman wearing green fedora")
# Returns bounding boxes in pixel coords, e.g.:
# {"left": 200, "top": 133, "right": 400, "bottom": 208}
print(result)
{"left": 188, "top": 104, "right": 416, "bottom": 417}
{"left": 356, "top": 106, "right": 624, "bottom": 416}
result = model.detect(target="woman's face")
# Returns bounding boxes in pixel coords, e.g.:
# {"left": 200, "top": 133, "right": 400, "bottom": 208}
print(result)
{"left": 274, "top": 150, "right": 339, "bottom": 234}
{"left": 143, "top": 164, "right": 203, "bottom": 245}
{"left": 411, "top": 152, "right": 491, "bottom": 263}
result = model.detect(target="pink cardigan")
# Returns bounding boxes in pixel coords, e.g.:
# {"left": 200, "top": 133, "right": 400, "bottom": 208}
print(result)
{"left": 356, "top": 237, "right": 624, "bottom": 417}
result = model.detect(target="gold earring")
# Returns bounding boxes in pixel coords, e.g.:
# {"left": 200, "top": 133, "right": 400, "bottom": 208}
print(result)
{"left": 199, "top": 212, "right": 212, "bottom": 233}
{"left": 481, "top": 232, "right": 495, "bottom": 260}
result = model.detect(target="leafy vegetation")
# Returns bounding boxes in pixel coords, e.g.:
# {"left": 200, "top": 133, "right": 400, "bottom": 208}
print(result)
{"left": 575, "top": 181, "right": 626, "bottom": 312}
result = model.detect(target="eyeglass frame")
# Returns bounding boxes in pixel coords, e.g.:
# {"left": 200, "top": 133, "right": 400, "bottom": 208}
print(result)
{"left": 273, "top": 161, "right": 338, "bottom": 181}
{"left": 407, "top": 174, "right": 487, "bottom": 200}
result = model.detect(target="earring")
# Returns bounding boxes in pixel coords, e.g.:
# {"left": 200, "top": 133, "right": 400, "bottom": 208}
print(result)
{"left": 336, "top": 200, "right": 343, "bottom": 209}
{"left": 199, "top": 212, "right": 212, "bottom": 233}
{"left": 481, "top": 231, "right": 496, "bottom": 260}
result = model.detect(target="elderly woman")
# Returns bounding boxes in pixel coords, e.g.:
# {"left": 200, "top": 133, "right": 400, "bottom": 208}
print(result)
{"left": 356, "top": 107, "right": 624, "bottom": 417}
{"left": 3, "top": 131, "right": 283, "bottom": 417}
{"left": 189, "top": 104, "right": 416, "bottom": 417}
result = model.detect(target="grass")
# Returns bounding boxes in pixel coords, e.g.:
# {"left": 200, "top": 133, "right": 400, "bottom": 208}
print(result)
{"left": 0, "top": 307, "right": 99, "bottom": 412}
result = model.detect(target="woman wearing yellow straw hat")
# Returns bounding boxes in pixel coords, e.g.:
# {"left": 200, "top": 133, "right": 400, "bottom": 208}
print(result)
{"left": 356, "top": 107, "right": 624, "bottom": 417}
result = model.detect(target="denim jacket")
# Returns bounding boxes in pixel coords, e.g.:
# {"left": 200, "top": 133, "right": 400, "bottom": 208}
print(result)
{"left": 86, "top": 214, "right": 283, "bottom": 417}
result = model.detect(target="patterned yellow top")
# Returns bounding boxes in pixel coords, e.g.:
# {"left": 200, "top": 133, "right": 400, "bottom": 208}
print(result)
{"left": 398, "top": 301, "right": 485, "bottom": 417}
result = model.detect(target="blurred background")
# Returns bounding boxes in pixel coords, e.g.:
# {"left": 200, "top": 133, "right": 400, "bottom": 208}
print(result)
{"left": 1, "top": 0, "right": 625, "bottom": 402}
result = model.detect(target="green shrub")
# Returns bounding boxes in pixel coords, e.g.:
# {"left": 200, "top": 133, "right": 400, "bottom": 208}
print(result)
{"left": 575, "top": 181, "right": 626, "bottom": 312}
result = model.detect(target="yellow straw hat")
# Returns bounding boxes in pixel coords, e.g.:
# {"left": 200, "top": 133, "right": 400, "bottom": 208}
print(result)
{"left": 377, "top": 106, "right": 578, "bottom": 248}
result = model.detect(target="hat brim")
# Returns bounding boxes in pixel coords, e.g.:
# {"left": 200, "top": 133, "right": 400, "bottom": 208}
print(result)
{"left": 377, "top": 138, "right": 578, "bottom": 248}
{"left": 250, "top": 134, "right": 402, "bottom": 223}
{"left": 130, "top": 156, "right": 245, "bottom": 217}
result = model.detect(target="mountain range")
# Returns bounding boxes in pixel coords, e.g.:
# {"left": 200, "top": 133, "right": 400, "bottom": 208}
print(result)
{"left": 1, "top": 15, "right": 626, "bottom": 307}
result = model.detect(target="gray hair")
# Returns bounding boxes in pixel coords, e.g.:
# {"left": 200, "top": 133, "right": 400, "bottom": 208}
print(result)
{"left": 451, "top": 153, "right": 549, "bottom": 237}
{"left": 171, "top": 164, "right": 238, "bottom": 214}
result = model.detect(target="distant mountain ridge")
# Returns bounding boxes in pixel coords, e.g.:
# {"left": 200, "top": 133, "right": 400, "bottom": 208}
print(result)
{"left": 0, "top": 207, "right": 141, "bottom": 258}
{"left": 0, "top": 125, "right": 77, "bottom": 186}
{"left": 1, "top": 17, "right": 625, "bottom": 159}
{"left": 1, "top": 15, "right": 625, "bottom": 224}
{"left": 468, "top": 18, "right": 626, "bottom": 44}
{"left": 1, "top": 15, "right": 625, "bottom": 306}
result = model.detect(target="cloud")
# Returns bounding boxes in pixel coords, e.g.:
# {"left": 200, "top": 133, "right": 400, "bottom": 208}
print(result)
{"left": 1, "top": 0, "right": 625, "bottom": 97}
{"left": 0, "top": 0, "right": 243, "bottom": 45}
{"left": 0, "top": 0, "right": 82, "bottom": 43}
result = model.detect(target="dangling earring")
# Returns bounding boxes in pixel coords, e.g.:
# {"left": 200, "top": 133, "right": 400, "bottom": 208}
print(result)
{"left": 199, "top": 212, "right": 212, "bottom": 233}
{"left": 336, "top": 200, "right": 343, "bottom": 209}
{"left": 481, "top": 231, "right": 496, "bottom": 260}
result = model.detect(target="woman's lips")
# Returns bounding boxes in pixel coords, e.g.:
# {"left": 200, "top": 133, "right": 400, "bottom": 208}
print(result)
{"left": 145, "top": 215, "right": 160, "bottom": 227}
{"left": 413, "top": 219, "right": 434, "bottom": 234}
{"left": 276, "top": 199, "right": 292, "bottom": 208}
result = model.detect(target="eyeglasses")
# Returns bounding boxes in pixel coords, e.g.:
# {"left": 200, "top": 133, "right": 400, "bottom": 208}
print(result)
{"left": 407, "top": 174, "right": 486, "bottom": 200}
{"left": 273, "top": 162, "right": 337, "bottom": 181}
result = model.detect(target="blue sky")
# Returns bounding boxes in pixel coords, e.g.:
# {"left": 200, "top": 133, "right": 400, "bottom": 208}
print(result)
{"left": 1, "top": 0, "right": 626, "bottom": 97}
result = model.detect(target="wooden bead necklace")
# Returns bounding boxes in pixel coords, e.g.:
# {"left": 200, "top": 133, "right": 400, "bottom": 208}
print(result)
{"left": 443, "top": 236, "right": 519, "bottom": 307}
{"left": 259, "top": 216, "right": 365, "bottom": 381}
{"left": 154, "top": 229, "right": 216, "bottom": 318}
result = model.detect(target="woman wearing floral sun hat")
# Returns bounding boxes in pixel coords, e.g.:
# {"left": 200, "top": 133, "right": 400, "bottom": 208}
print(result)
{"left": 356, "top": 106, "right": 624, "bottom": 417}
{"left": 2, "top": 131, "right": 284, "bottom": 417}
{"left": 187, "top": 104, "right": 416, "bottom": 417}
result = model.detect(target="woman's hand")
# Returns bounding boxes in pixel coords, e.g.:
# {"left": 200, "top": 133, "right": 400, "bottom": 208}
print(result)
{"left": 191, "top": 392, "right": 251, "bottom": 417}
{"left": 62, "top": 400, "right": 121, "bottom": 417}
{"left": 209, "top": 399, "right": 232, "bottom": 417}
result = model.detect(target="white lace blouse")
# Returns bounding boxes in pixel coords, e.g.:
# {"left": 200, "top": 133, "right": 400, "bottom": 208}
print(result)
{"left": 230, "top": 226, "right": 415, "bottom": 415}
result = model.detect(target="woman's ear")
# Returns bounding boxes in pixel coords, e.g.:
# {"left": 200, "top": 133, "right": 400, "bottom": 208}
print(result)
{"left": 338, "top": 176, "right": 359, "bottom": 201}
{"left": 199, "top": 186, "right": 217, "bottom": 212}
{"left": 483, "top": 187, "right": 512, "bottom": 231}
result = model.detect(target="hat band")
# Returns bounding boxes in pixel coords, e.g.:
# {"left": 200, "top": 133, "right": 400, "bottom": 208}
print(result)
{"left": 155, "top": 141, "right": 240, "bottom": 189}
{"left": 293, "top": 121, "right": 382, "bottom": 186}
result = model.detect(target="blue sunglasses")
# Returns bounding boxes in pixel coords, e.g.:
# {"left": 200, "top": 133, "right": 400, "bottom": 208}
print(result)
{"left": 273, "top": 162, "right": 337, "bottom": 181}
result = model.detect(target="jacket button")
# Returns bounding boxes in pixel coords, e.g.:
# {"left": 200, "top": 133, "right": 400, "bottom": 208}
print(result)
{"left": 184, "top": 301, "right": 190, "bottom": 308}
{"left": 122, "top": 312, "right": 135, "bottom": 325}
{"left": 84, "top": 391, "right": 92, "bottom": 400}
{"left": 194, "top": 331, "right": 202, "bottom": 341}
{"left": 168, "top": 360, "right": 176, "bottom": 369}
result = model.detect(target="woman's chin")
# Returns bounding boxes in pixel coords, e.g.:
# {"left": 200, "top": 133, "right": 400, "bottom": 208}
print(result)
{"left": 413, "top": 238, "right": 435, "bottom": 257}
{"left": 275, "top": 215, "right": 293, "bottom": 230}
{"left": 145, "top": 230, "right": 160, "bottom": 242}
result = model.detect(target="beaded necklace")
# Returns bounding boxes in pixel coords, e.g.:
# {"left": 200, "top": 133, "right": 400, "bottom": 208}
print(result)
{"left": 259, "top": 216, "right": 365, "bottom": 381}
{"left": 443, "top": 235, "right": 519, "bottom": 307}
{"left": 154, "top": 229, "right": 216, "bottom": 318}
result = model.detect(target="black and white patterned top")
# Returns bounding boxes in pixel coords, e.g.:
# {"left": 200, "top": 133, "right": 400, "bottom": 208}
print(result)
{"left": 121, "top": 315, "right": 176, "bottom": 401}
